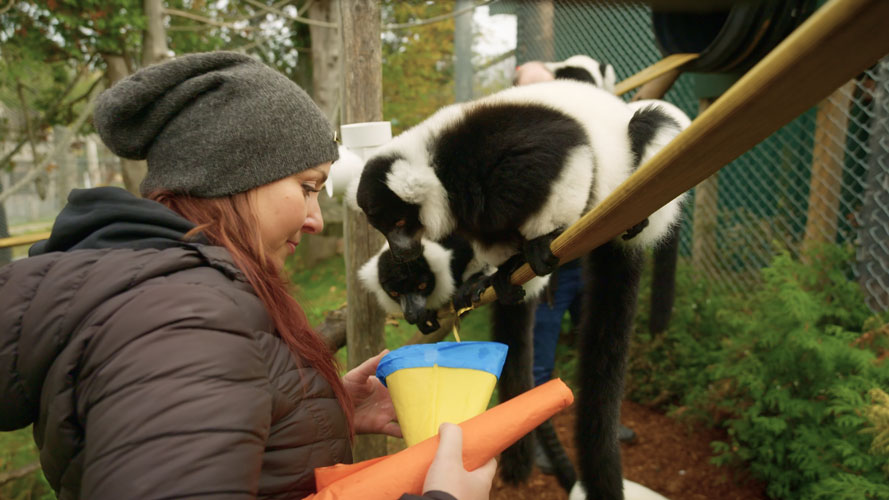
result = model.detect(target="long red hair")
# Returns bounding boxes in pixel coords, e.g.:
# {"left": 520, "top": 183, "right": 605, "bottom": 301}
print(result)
{"left": 148, "top": 189, "right": 354, "bottom": 435}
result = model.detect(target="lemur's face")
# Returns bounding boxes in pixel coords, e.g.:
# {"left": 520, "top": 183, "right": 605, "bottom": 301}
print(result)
{"left": 377, "top": 250, "right": 437, "bottom": 325}
{"left": 357, "top": 155, "right": 424, "bottom": 261}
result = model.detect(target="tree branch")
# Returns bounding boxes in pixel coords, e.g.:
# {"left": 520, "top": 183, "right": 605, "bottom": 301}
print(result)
{"left": 0, "top": 462, "right": 40, "bottom": 486}
{"left": 241, "top": 0, "right": 336, "bottom": 28}
{"left": 0, "top": 0, "right": 15, "bottom": 16}
{"left": 166, "top": 0, "right": 297, "bottom": 32}
{"left": 0, "top": 58, "right": 93, "bottom": 171}
{"left": 163, "top": 7, "right": 258, "bottom": 30}
{"left": 0, "top": 80, "right": 103, "bottom": 204}
{"left": 477, "top": 48, "right": 515, "bottom": 70}
{"left": 384, "top": 0, "right": 495, "bottom": 30}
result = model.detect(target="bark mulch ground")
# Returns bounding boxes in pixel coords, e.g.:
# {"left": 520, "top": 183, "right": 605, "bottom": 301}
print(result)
{"left": 489, "top": 401, "right": 767, "bottom": 500}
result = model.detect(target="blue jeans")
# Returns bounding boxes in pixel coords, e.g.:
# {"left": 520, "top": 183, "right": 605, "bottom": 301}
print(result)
{"left": 533, "top": 260, "right": 583, "bottom": 386}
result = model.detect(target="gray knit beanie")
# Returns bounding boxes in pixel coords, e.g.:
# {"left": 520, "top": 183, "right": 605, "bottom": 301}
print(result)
{"left": 94, "top": 51, "right": 339, "bottom": 198}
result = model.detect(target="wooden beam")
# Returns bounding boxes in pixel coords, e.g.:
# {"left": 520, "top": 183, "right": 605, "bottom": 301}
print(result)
{"left": 0, "top": 231, "right": 50, "bottom": 249}
{"left": 473, "top": 0, "right": 889, "bottom": 306}
{"left": 615, "top": 53, "right": 699, "bottom": 96}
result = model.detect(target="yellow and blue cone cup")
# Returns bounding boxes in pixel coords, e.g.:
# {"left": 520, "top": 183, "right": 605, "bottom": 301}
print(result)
{"left": 376, "top": 341, "right": 509, "bottom": 446}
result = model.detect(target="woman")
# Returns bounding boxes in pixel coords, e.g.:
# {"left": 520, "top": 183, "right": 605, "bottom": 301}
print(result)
{"left": 0, "top": 51, "right": 494, "bottom": 500}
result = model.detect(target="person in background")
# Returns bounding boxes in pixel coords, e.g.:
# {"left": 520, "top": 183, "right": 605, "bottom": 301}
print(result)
{"left": 513, "top": 59, "right": 638, "bottom": 475}
{"left": 0, "top": 51, "right": 495, "bottom": 500}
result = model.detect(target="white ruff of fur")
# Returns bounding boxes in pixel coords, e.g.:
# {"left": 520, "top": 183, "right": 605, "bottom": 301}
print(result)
{"left": 357, "top": 247, "right": 403, "bottom": 315}
{"left": 420, "top": 239, "right": 457, "bottom": 309}
{"left": 621, "top": 99, "right": 693, "bottom": 249}
{"left": 357, "top": 240, "right": 457, "bottom": 314}
{"left": 375, "top": 105, "right": 467, "bottom": 240}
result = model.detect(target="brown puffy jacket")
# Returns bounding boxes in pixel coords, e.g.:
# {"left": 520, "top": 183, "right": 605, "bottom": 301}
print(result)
{"left": 0, "top": 188, "right": 352, "bottom": 499}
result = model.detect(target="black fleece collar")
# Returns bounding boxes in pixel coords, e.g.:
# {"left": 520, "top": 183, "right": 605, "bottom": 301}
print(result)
{"left": 29, "top": 186, "right": 207, "bottom": 256}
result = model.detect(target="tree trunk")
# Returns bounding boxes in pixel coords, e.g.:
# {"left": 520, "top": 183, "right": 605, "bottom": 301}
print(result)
{"left": 309, "top": 0, "right": 341, "bottom": 125}
{"left": 692, "top": 98, "right": 718, "bottom": 273}
{"left": 102, "top": 53, "right": 147, "bottom": 195}
{"left": 142, "top": 0, "right": 170, "bottom": 67}
{"left": 802, "top": 80, "right": 856, "bottom": 253}
{"left": 340, "top": 0, "right": 388, "bottom": 461}
{"left": 536, "top": 1, "right": 554, "bottom": 62}
{"left": 454, "top": 0, "right": 473, "bottom": 103}
{"left": 53, "top": 125, "right": 75, "bottom": 210}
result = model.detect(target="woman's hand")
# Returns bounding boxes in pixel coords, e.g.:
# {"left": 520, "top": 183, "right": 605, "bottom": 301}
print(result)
{"left": 423, "top": 423, "right": 497, "bottom": 500}
{"left": 342, "top": 349, "right": 402, "bottom": 437}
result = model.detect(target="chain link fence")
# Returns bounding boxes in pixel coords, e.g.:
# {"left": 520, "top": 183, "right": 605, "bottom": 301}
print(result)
{"left": 500, "top": 0, "right": 889, "bottom": 312}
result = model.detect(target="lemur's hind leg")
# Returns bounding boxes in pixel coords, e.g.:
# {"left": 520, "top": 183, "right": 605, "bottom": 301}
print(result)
{"left": 490, "top": 254, "right": 527, "bottom": 305}
{"left": 524, "top": 229, "right": 562, "bottom": 276}
{"left": 492, "top": 299, "right": 535, "bottom": 485}
{"left": 576, "top": 242, "right": 644, "bottom": 500}
{"left": 452, "top": 271, "right": 489, "bottom": 310}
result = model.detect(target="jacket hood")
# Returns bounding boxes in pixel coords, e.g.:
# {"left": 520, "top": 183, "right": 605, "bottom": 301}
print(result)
{"left": 29, "top": 186, "right": 203, "bottom": 255}
{"left": 1, "top": 187, "right": 229, "bottom": 430}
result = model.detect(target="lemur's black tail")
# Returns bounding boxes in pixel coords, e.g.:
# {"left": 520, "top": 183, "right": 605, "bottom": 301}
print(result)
{"left": 576, "top": 242, "right": 644, "bottom": 500}
{"left": 491, "top": 300, "right": 535, "bottom": 485}
{"left": 649, "top": 223, "right": 680, "bottom": 336}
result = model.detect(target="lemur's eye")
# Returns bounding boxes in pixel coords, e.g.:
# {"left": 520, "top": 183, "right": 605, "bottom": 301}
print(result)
{"left": 417, "top": 282, "right": 427, "bottom": 290}
{"left": 395, "top": 219, "right": 406, "bottom": 227}
{"left": 389, "top": 291, "right": 399, "bottom": 298}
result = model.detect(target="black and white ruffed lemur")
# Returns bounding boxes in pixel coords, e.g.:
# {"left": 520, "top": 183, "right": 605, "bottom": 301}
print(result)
{"left": 354, "top": 78, "right": 688, "bottom": 499}
{"left": 357, "top": 233, "right": 550, "bottom": 334}
{"left": 356, "top": 232, "right": 564, "bottom": 486}
{"left": 544, "top": 54, "right": 617, "bottom": 94}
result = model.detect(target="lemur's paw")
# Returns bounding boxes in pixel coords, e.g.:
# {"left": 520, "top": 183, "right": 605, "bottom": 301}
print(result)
{"left": 417, "top": 310, "right": 440, "bottom": 334}
{"left": 525, "top": 230, "right": 562, "bottom": 276}
{"left": 453, "top": 272, "right": 489, "bottom": 310}
{"left": 495, "top": 283, "right": 527, "bottom": 305}
{"left": 622, "top": 218, "right": 650, "bottom": 240}
{"left": 492, "top": 255, "right": 527, "bottom": 305}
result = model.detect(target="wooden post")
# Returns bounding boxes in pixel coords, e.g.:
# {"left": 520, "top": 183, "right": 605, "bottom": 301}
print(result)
{"left": 691, "top": 98, "right": 718, "bottom": 272}
{"left": 340, "top": 0, "right": 388, "bottom": 461}
{"left": 802, "top": 80, "right": 856, "bottom": 253}
{"left": 537, "top": 0, "right": 554, "bottom": 62}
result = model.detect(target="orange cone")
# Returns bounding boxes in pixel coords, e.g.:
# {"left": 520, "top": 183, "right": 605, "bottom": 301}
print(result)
{"left": 306, "top": 378, "right": 574, "bottom": 500}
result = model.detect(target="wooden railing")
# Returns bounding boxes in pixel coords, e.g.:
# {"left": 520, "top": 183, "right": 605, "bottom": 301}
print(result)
{"left": 0, "top": 231, "right": 51, "bottom": 250}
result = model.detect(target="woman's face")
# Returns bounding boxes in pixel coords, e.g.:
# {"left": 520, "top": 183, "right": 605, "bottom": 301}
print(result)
{"left": 252, "top": 162, "right": 331, "bottom": 268}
